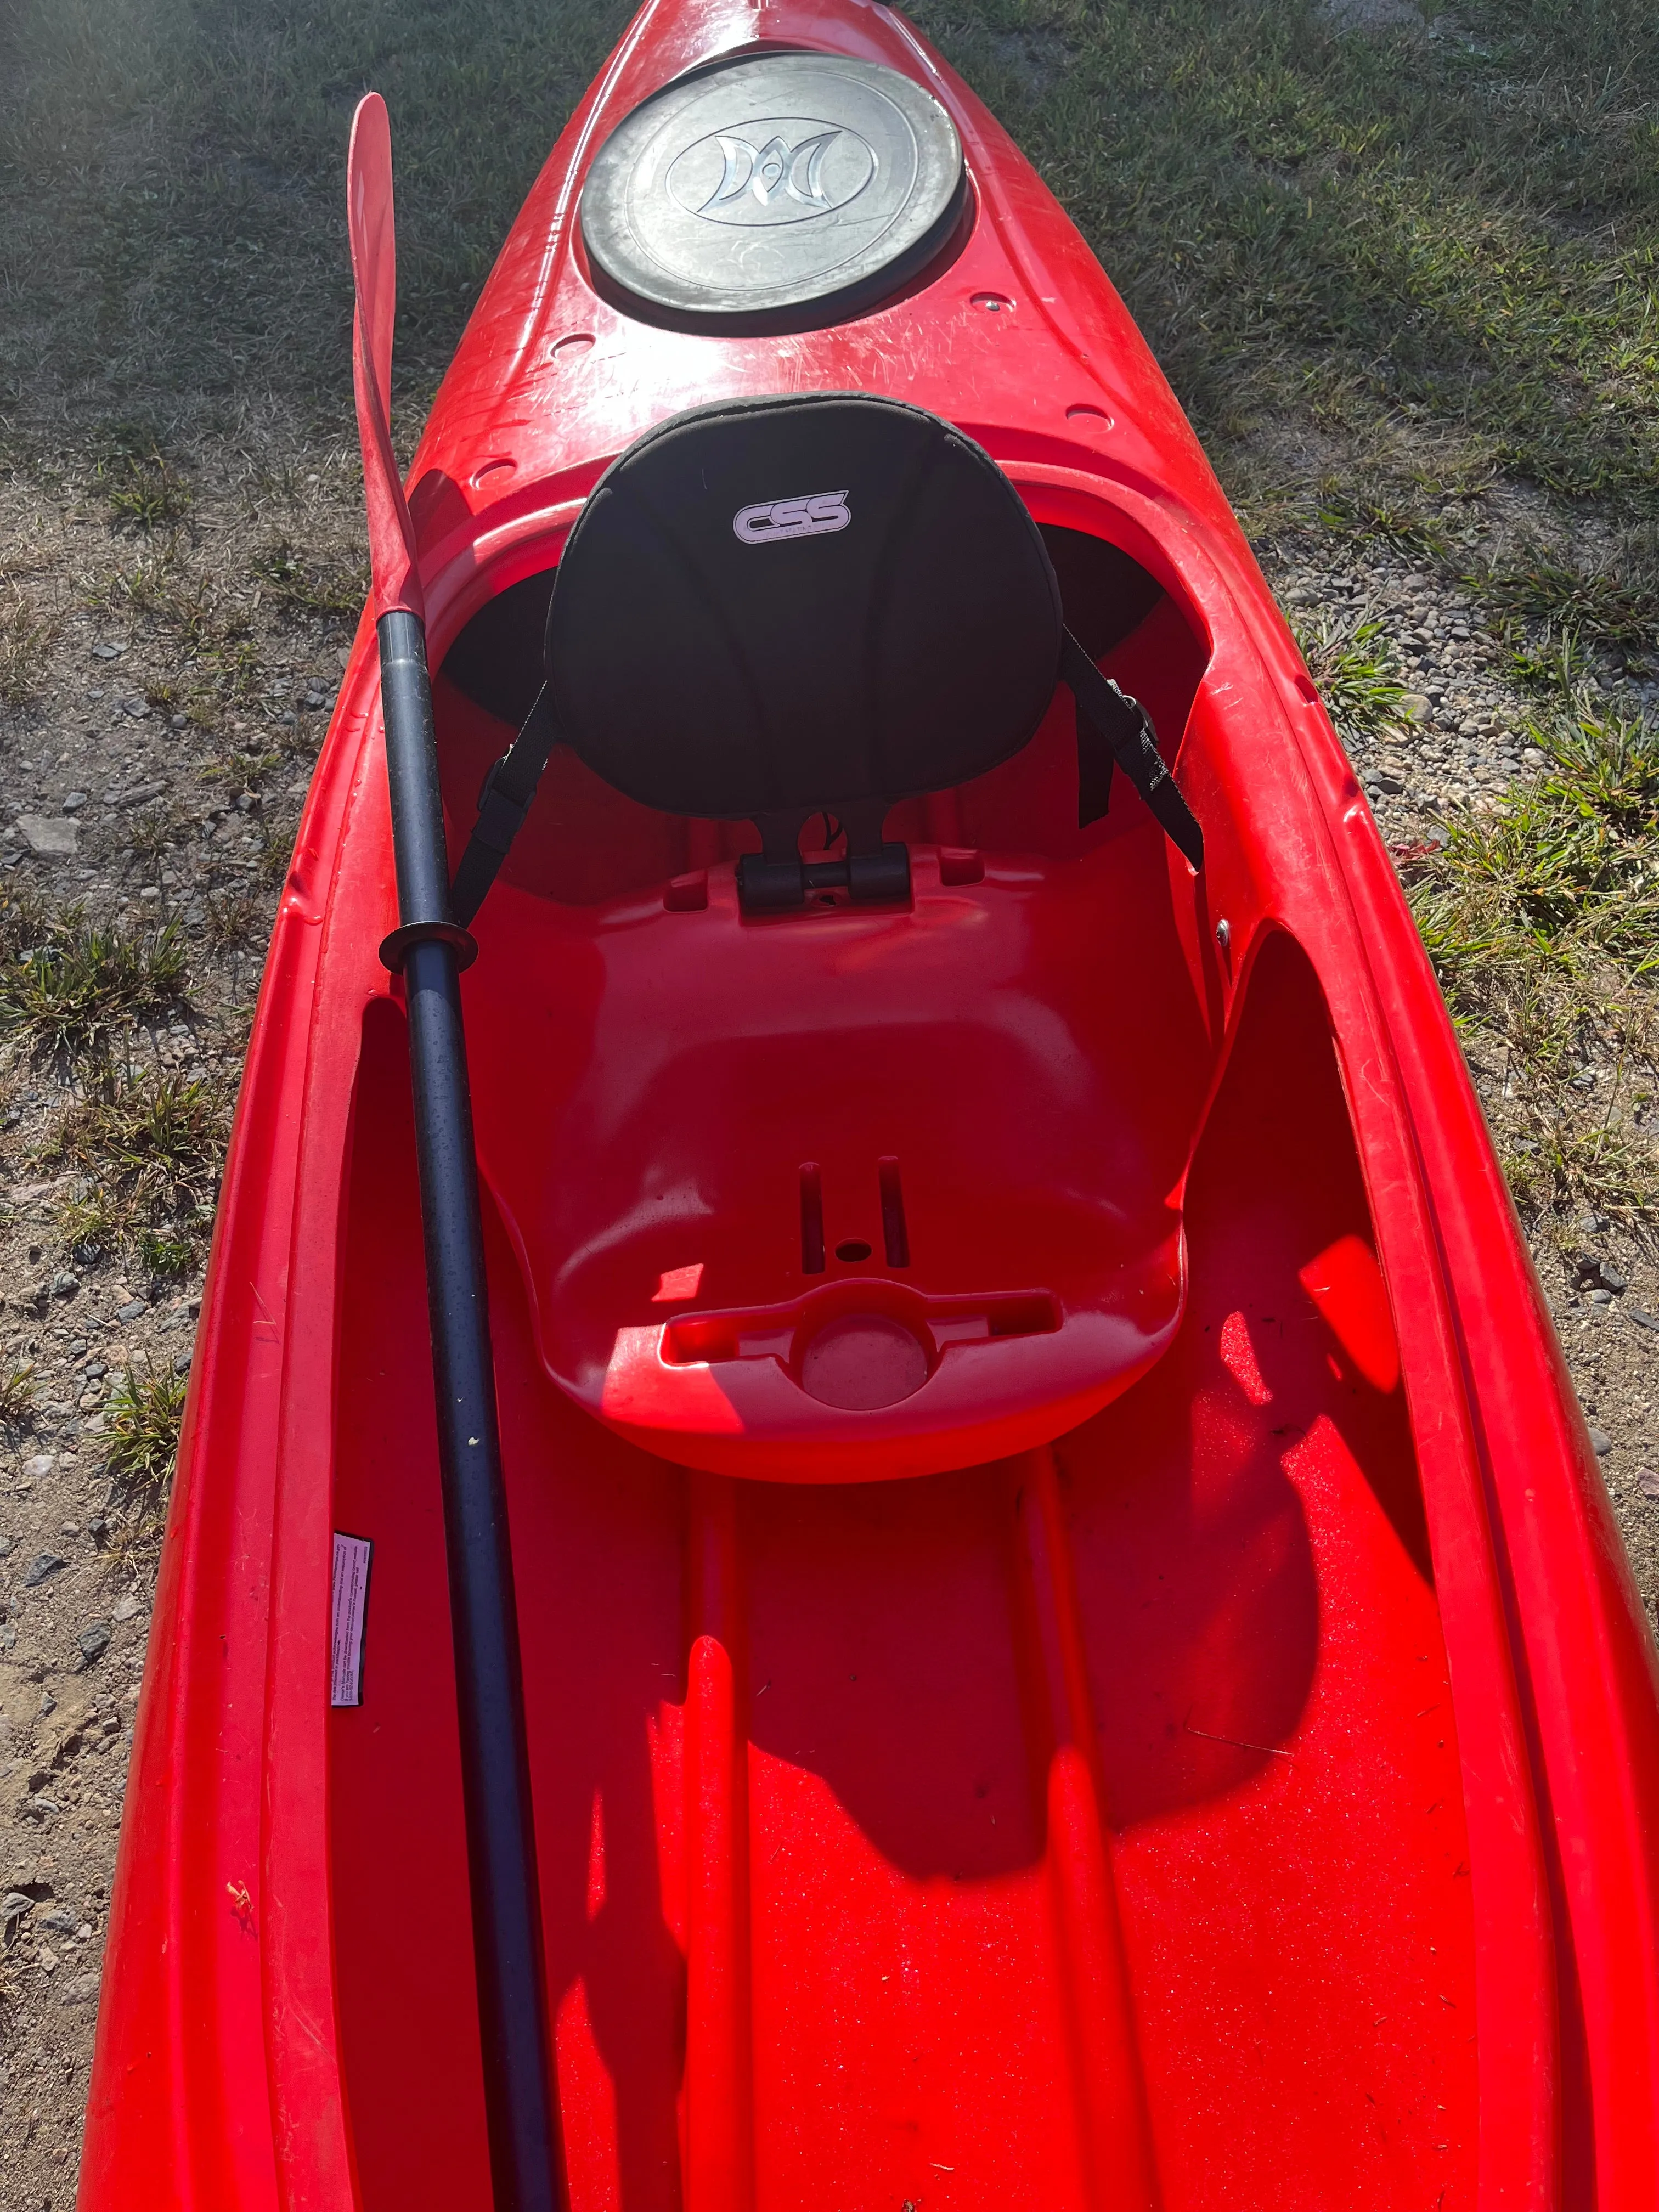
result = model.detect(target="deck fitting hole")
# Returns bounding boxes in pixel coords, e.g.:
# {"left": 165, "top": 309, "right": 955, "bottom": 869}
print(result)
{"left": 834, "top": 1238, "right": 872, "bottom": 1264}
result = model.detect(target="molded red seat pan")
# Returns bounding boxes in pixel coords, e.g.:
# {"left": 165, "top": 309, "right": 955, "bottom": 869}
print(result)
{"left": 80, "top": 3, "right": 1659, "bottom": 2208}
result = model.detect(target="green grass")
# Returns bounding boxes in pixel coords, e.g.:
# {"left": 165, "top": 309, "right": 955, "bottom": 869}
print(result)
{"left": 53, "top": 1068, "right": 225, "bottom": 1276}
{"left": 96, "top": 424, "right": 193, "bottom": 531}
{"left": 0, "top": 895, "right": 188, "bottom": 1058}
{"left": 258, "top": 817, "right": 294, "bottom": 885}
{"left": 1480, "top": 548, "right": 1659, "bottom": 667}
{"left": 1407, "top": 698, "right": 1659, "bottom": 1221}
{"left": 0, "top": 585, "right": 57, "bottom": 709}
{"left": 104, "top": 1361, "right": 188, "bottom": 1499}
{"left": 0, "top": 0, "right": 636, "bottom": 425}
{"left": 0, "top": 1360, "right": 36, "bottom": 1426}
{"left": 127, "top": 804, "right": 191, "bottom": 870}
{"left": 1506, "top": 1116, "right": 1657, "bottom": 1224}
{"left": 54, "top": 1067, "right": 224, "bottom": 1187}
{"left": 200, "top": 889, "right": 263, "bottom": 950}
{"left": 202, "top": 749, "right": 281, "bottom": 792}
{"left": 3, "top": 0, "right": 1649, "bottom": 626}
{"left": 252, "top": 538, "right": 370, "bottom": 624}
{"left": 1295, "top": 611, "right": 1415, "bottom": 742}
{"left": 910, "top": 0, "right": 1659, "bottom": 570}
{"left": 98, "top": 541, "right": 267, "bottom": 712}
{"left": 58, "top": 1183, "right": 128, "bottom": 1266}
{"left": 1415, "top": 705, "right": 1659, "bottom": 958}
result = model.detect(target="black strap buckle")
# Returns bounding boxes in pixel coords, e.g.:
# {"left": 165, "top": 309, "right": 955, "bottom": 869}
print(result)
{"left": 449, "top": 686, "right": 560, "bottom": 926}
{"left": 1061, "top": 629, "right": 1203, "bottom": 871}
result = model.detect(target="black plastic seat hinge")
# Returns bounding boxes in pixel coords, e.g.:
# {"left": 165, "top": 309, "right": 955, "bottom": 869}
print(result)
{"left": 736, "top": 842, "right": 912, "bottom": 913}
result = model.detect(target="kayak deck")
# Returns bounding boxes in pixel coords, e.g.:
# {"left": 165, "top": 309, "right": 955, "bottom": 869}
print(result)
{"left": 331, "top": 929, "right": 1475, "bottom": 2209}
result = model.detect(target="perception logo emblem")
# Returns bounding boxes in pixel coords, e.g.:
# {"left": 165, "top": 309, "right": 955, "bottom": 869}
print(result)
{"left": 703, "top": 130, "right": 840, "bottom": 213}
{"left": 733, "top": 492, "right": 851, "bottom": 545}
{"left": 668, "top": 117, "right": 878, "bottom": 228}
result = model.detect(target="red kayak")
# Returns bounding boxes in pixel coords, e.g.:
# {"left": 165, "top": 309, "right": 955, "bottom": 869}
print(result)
{"left": 81, "top": 1, "right": 1659, "bottom": 2207}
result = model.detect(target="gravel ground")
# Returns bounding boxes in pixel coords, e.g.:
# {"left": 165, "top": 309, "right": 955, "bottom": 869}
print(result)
{"left": 0, "top": 453, "right": 349, "bottom": 2204}
{"left": 0, "top": 479, "right": 1652, "bottom": 2203}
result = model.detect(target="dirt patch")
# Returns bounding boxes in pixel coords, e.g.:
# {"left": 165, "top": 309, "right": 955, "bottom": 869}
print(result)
{"left": 1317, "top": 0, "right": 1434, "bottom": 31}
{"left": 985, "top": 27, "right": 1078, "bottom": 97}
{"left": 0, "top": 433, "right": 356, "bottom": 2203}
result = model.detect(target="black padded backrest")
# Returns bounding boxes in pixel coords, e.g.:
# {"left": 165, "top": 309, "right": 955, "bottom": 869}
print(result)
{"left": 544, "top": 393, "right": 1064, "bottom": 823}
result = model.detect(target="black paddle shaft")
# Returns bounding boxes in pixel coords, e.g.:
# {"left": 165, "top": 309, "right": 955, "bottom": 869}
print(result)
{"left": 377, "top": 608, "right": 563, "bottom": 2212}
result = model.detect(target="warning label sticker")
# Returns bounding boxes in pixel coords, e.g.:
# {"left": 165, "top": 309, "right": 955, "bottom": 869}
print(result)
{"left": 330, "top": 1532, "right": 374, "bottom": 1707}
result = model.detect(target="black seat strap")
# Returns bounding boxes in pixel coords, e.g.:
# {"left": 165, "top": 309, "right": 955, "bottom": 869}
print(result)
{"left": 449, "top": 685, "right": 559, "bottom": 927}
{"left": 450, "top": 639, "right": 1201, "bottom": 926}
{"left": 1060, "top": 629, "right": 1204, "bottom": 871}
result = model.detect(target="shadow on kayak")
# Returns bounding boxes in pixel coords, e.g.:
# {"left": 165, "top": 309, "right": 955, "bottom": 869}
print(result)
{"left": 326, "top": 929, "right": 1431, "bottom": 2204}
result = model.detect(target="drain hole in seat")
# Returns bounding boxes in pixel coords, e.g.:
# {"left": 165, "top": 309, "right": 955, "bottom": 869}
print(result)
{"left": 799, "top": 1313, "right": 930, "bottom": 1411}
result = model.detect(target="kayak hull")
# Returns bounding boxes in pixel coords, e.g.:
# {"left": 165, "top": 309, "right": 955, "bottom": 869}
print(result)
{"left": 80, "top": 2, "right": 1659, "bottom": 2208}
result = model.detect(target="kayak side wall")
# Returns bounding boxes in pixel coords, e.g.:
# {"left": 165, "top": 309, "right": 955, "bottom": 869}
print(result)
{"left": 1315, "top": 709, "right": 1659, "bottom": 2205}
{"left": 1232, "top": 515, "right": 1659, "bottom": 2207}
{"left": 75, "top": 616, "right": 384, "bottom": 2210}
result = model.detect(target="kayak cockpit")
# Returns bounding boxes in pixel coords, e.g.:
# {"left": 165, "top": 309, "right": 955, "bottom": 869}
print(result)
{"left": 433, "top": 398, "right": 1214, "bottom": 1477}
{"left": 330, "top": 928, "right": 1468, "bottom": 2212}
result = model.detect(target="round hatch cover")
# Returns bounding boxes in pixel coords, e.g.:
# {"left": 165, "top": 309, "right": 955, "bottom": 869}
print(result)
{"left": 580, "top": 50, "right": 968, "bottom": 332}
